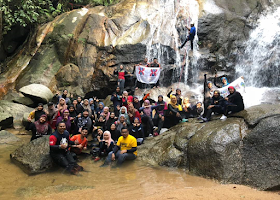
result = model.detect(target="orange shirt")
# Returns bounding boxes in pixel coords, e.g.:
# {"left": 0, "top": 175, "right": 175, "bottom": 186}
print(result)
{"left": 70, "top": 134, "right": 88, "bottom": 153}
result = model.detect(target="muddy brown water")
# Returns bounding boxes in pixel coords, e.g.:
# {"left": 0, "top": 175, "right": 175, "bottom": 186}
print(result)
{"left": 0, "top": 129, "right": 279, "bottom": 200}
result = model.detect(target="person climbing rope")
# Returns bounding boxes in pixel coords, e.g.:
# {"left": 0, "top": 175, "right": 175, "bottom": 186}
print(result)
{"left": 179, "top": 22, "right": 196, "bottom": 50}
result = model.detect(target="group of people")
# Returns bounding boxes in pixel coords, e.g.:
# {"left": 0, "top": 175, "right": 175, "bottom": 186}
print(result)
{"left": 25, "top": 59, "right": 244, "bottom": 175}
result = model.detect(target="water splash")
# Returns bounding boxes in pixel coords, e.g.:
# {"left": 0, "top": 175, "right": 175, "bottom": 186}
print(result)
{"left": 236, "top": 7, "right": 280, "bottom": 87}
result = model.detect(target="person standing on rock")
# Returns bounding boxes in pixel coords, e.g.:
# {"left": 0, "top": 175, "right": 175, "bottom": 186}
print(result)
{"left": 49, "top": 122, "right": 83, "bottom": 175}
{"left": 27, "top": 114, "right": 52, "bottom": 141}
{"left": 114, "top": 65, "right": 129, "bottom": 92}
{"left": 179, "top": 22, "right": 196, "bottom": 50}
{"left": 101, "top": 127, "right": 137, "bottom": 167}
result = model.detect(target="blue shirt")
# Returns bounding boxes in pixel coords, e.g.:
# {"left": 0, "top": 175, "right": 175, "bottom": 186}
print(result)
{"left": 190, "top": 26, "right": 196, "bottom": 37}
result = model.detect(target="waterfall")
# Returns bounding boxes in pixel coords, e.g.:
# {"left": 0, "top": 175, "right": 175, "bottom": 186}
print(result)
{"left": 144, "top": 0, "right": 200, "bottom": 85}
{"left": 236, "top": 7, "right": 280, "bottom": 87}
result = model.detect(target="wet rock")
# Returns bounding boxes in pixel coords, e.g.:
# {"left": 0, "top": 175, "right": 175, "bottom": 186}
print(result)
{"left": 231, "top": 104, "right": 280, "bottom": 126}
{"left": 241, "top": 115, "right": 280, "bottom": 190}
{"left": 10, "top": 136, "right": 53, "bottom": 174}
{"left": 0, "top": 130, "right": 20, "bottom": 144}
{"left": 0, "top": 112, "right": 13, "bottom": 130}
{"left": 13, "top": 97, "right": 34, "bottom": 107}
{"left": 19, "top": 84, "right": 53, "bottom": 104}
{"left": 0, "top": 100, "right": 33, "bottom": 121}
{"left": 187, "top": 118, "right": 247, "bottom": 183}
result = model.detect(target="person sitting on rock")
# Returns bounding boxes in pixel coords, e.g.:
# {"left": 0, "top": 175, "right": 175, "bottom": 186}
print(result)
{"left": 54, "top": 89, "right": 71, "bottom": 105}
{"left": 94, "top": 131, "right": 115, "bottom": 162}
{"left": 165, "top": 95, "right": 182, "bottom": 127}
{"left": 110, "top": 86, "right": 122, "bottom": 114}
{"left": 57, "top": 98, "right": 68, "bottom": 116}
{"left": 153, "top": 95, "right": 167, "bottom": 135}
{"left": 45, "top": 102, "right": 58, "bottom": 128}
{"left": 93, "top": 115, "right": 106, "bottom": 137}
{"left": 82, "top": 99, "right": 92, "bottom": 118}
{"left": 122, "top": 91, "right": 133, "bottom": 108}
{"left": 114, "top": 65, "right": 129, "bottom": 92}
{"left": 115, "top": 114, "right": 127, "bottom": 132}
{"left": 101, "top": 106, "right": 110, "bottom": 121}
{"left": 101, "top": 127, "right": 137, "bottom": 167}
{"left": 27, "top": 114, "right": 52, "bottom": 141}
{"left": 95, "top": 101, "right": 104, "bottom": 119}
{"left": 181, "top": 97, "right": 192, "bottom": 119}
{"left": 224, "top": 86, "right": 244, "bottom": 117}
{"left": 27, "top": 103, "right": 46, "bottom": 122}
{"left": 214, "top": 75, "right": 229, "bottom": 88}
{"left": 130, "top": 117, "right": 144, "bottom": 145}
{"left": 89, "top": 98, "right": 95, "bottom": 117}
{"left": 49, "top": 122, "right": 83, "bottom": 175}
{"left": 167, "top": 88, "right": 183, "bottom": 105}
{"left": 191, "top": 102, "right": 203, "bottom": 118}
{"left": 77, "top": 109, "right": 92, "bottom": 134}
{"left": 109, "top": 123, "right": 121, "bottom": 143}
{"left": 104, "top": 112, "right": 117, "bottom": 131}
{"left": 119, "top": 106, "right": 130, "bottom": 125}
{"left": 70, "top": 127, "right": 88, "bottom": 155}
{"left": 139, "top": 100, "right": 157, "bottom": 137}
{"left": 56, "top": 109, "right": 72, "bottom": 133}
{"left": 127, "top": 103, "right": 141, "bottom": 125}
{"left": 72, "top": 99, "right": 84, "bottom": 115}
{"left": 203, "top": 81, "right": 218, "bottom": 118}
{"left": 68, "top": 105, "right": 78, "bottom": 135}
{"left": 201, "top": 90, "right": 226, "bottom": 122}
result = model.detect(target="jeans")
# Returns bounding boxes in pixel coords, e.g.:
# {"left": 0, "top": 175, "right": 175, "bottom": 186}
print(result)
{"left": 118, "top": 79, "right": 125, "bottom": 92}
{"left": 105, "top": 150, "right": 136, "bottom": 166}
{"left": 50, "top": 151, "right": 76, "bottom": 170}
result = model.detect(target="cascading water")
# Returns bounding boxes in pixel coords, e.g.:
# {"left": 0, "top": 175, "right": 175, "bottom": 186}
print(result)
{"left": 236, "top": 7, "right": 280, "bottom": 87}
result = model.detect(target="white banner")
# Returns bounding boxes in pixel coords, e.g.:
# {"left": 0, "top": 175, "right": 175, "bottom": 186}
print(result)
{"left": 136, "top": 65, "right": 161, "bottom": 84}
{"left": 218, "top": 77, "right": 246, "bottom": 98}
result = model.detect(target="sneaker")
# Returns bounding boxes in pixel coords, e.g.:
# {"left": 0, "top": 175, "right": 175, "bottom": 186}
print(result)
{"left": 94, "top": 157, "right": 101, "bottom": 162}
{"left": 201, "top": 117, "right": 209, "bottom": 122}
{"left": 153, "top": 132, "right": 159, "bottom": 137}
{"left": 220, "top": 115, "right": 227, "bottom": 120}
{"left": 74, "top": 165, "right": 84, "bottom": 172}
{"left": 148, "top": 134, "right": 153, "bottom": 137}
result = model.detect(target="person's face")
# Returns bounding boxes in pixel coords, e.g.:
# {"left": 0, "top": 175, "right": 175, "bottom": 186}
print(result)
{"left": 38, "top": 105, "right": 43, "bottom": 110}
{"left": 110, "top": 112, "right": 115, "bottom": 118}
{"left": 214, "top": 92, "right": 219, "bottom": 98}
{"left": 144, "top": 58, "right": 148, "bottom": 62}
{"left": 110, "top": 123, "right": 116, "bottom": 130}
{"left": 121, "top": 108, "right": 125, "bottom": 114}
{"left": 73, "top": 100, "right": 77, "bottom": 105}
{"left": 99, "top": 116, "right": 104, "bottom": 122}
{"left": 153, "top": 58, "right": 157, "bottom": 63}
{"left": 103, "top": 133, "right": 109, "bottom": 140}
{"left": 60, "top": 99, "right": 65, "bottom": 105}
{"left": 197, "top": 103, "right": 202, "bottom": 108}
{"left": 134, "top": 118, "right": 139, "bottom": 124}
{"left": 222, "top": 78, "right": 227, "bottom": 84}
{"left": 120, "top": 116, "right": 125, "bottom": 123}
{"left": 69, "top": 107, "right": 74, "bottom": 112}
{"left": 39, "top": 116, "right": 46, "bottom": 123}
{"left": 229, "top": 88, "right": 234, "bottom": 94}
{"left": 58, "top": 123, "right": 66, "bottom": 134}
{"left": 63, "top": 90, "right": 68, "bottom": 96}
{"left": 134, "top": 98, "right": 139, "bottom": 103}
{"left": 144, "top": 101, "right": 149, "bottom": 106}
{"left": 97, "top": 129, "right": 103, "bottom": 135}
{"left": 63, "top": 111, "right": 69, "bottom": 117}
{"left": 81, "top": 129, "right": 88, "bottom": 137}
{"left": 123, "top": 92, "right": 128, "bottom": 97}
{"left": 116, "top": 87, "right": 120, "bottom": 93}
{"left": 104, "top": 107, "right": 109, "bottom": 114}
{"left": 121, "top": 129, "right": 129, "bottom": 138}
{"left": 90, "top": 100, "right": 94, "bottom": 105}
{"left": 184, "top": 98, "right": 189, "bottom": 103}
{"left": 120, "top": 65, "right": 124, "bottom": 70}
{"left": 99, "top": 103, "right": 103, "bottom": 109}
{"left": 83, "top": 111, "right": 89, "bottom": 117}
{"left": 158, "top": 96, "right": 163, "bottom": 102}
{"left": 208, "top": 83, "right": 212, "bottom": 89}
{"left": 176, "top": 89, "right": 181, "bottom": 95}
{"left": 77, "top": 97, "right": 82, "bottom": 102}
{"left": 48, "top": 105, "right": 54, "bottom": 110}
{"left": 171, "top": 97, "right": 177, "bottom": 104}
{"left": 84, "top": 100, "right": 89, "bottom": 106}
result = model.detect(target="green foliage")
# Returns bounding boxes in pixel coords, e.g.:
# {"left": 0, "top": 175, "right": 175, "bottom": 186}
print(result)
{"left": 0, "top": 0, "right": 62, "bottom": 34}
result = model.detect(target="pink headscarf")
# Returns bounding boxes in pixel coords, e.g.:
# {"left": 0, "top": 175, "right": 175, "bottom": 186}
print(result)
{"left": 101, "top": 107, "right": 110, "bottom": 121}
{"left": 143, "top": 100, "right": 151, "bottom": 116}
{"left": 103, "top": 131, "right": 114, "bottom": 147}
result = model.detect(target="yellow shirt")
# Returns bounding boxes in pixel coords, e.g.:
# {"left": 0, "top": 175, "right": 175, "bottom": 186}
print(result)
{"left": 117, "top": 135, "right": 137, "bottom": 156}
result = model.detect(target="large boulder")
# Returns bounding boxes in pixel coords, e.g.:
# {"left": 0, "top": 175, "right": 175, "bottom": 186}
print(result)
{"left": 10, "top": 136, "right": 53, "bottom": 174}
{"left": 12, "top": 96, "right": 34, "bottom": 107}
{"left": 0, "top": 130, "right": 20, "bottom": 144}
{"left": 0, "top": 100, "right": 33, "bottom": 121}
{"left": 19, "top": 84, "right": 53, "bottom": 104}
{"left": 241, "top": 115, "right": 280, "bottom": 190}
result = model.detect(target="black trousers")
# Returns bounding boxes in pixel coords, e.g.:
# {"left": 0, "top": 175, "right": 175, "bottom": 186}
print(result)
{"left": 205, "top": 107, "right": 224, "bottom": 120}
{"left": 50, "top": 151, "right": 76, "bottom": 169}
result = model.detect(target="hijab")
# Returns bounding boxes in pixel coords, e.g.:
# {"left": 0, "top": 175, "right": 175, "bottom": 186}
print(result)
{"left": 169, "top": 95, "right": 182, "bottom": 111}
{"left": 102, "top": 131, "right": 114, "bottom": 147}
{"left": 101, "top": 106, "right": 110, "bottom": 121}
{"left": 182, "top": 98, "right": 191, "bottom": 108}
{"left": 143, "top": 100, "right": 152, "bottom": 116}
{"left": 34, "top": 114, "right": 49, "bottom": 136}
{"left": 133, "top": 97, "right": 141, "bottom": 110}
{"left": 82, "top": 99, "right": 92, "bottom": 116}
{"left": 57, "top": 98, "right": 67, "bottom": 112}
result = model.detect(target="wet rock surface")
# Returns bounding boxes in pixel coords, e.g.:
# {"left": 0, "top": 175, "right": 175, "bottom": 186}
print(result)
{"left": 139, "top": 104, "right": 280, "bottom": 190}
{"left": 0, "top": 130, "right": 20, "bottom": 144}
{"left": 19, "top": 84, "right": 53, "bottom": 104}
{"left": 10, "top": 136, "right": 53, "bottom": 175}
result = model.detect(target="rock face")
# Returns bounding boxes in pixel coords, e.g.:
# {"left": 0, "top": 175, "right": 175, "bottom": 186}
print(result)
{"left": 138, "top": 104, "right": 280, "bottom": 190}
{"left": 0, "top": 112, "right": 13, "bottom": 130}
{"left": 10, "top": 136, "right": 53, "bottom": 175}
{"left": 19, "top": 84, "right": 53, "bottom": 104}
{"left": 0, "top": 130, "right": 20, "bottom": 144}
